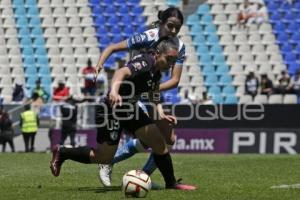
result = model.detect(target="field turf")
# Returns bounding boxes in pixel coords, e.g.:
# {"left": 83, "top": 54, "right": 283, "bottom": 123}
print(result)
{"left": 0, "top": 153, "right": 300, "bottom": 200}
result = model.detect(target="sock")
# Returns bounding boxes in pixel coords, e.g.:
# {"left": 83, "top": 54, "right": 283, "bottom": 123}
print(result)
{"left": 153, "top": 152, "right": 176, "bottom": 188}
{"left": 142, "top": 144, "right": 173, "bottom": 175}
{"left": 60, "top": 146, "right": 92, "bottom": 164}
{"left": 112, "top": 138, "right": 145, "bottom": 165}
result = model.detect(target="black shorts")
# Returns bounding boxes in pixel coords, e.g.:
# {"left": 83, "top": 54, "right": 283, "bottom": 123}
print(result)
{"left": 95, "top": 100, "right": 154, "bottom": 145}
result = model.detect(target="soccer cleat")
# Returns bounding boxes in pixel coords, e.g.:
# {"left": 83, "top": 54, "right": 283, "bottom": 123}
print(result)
{"left": 98, "top": 164, "right": 112, "bottom": 187}
{"left": 50, "top": 145, "right": 64, "bottom": 177}
{"left": 167, "top": 179, "right": 197, "bottom": 191}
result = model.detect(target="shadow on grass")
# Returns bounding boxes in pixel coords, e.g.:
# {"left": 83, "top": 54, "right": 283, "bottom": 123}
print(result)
{"left": 69, "top": 186, "right": 122, "bottom": 193}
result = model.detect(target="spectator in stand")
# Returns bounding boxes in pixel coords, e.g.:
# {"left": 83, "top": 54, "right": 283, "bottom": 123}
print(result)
{"left": 32, "top": 79, "right": 49, "bottom": 103}
{"left": 291, "top": 69, "right": 300, "bottom": 96}
{"left": 245, "top": 71, "right": 259, "bottom": 97}
{"left": 237, "top": 0, "right": 266, "bottom": 29}
{"left": 82, "top": 59, "right": 106, "bottom": 99}
{"left": 275, "top": 70, "right": 293, "bottom": 94}
{"left": 82, "top": 59, "right": 97, "bottom": 97}
{"left": 0, "top": 109, "right": 15, "bottom": 152}
{"left": 180, "top": 90, "right": 193, "bottom": 104}
{"left": 31, "top": 92, "right": 44, "bottom": 115}
{"left": 199, "top": 92, "right": 213, "bottom": 104}
{"left": 20, "top": 104, "right": 39, "bottom": 152}
{"left": 53, "top": 80, "right": 70, "bottom": 102}
{"left": 12, "top": 82, "right": 25, "bottom": 103}
{"left": 260, "top": 74, "right": 273, "bottom": 95}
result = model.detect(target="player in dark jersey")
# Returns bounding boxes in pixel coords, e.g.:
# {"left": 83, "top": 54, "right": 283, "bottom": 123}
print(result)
{"left": 95, "top": 7, "right": 187, "bottom": 187}
{"left": 50, "top": 37, "right": 196, "bottom": 191}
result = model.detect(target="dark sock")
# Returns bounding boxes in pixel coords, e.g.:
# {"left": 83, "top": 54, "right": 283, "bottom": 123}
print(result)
{"left": 153, "top": 152, "right": 176, "bottom": 188}
{"left": 60, "top": 146, "right": 92, "bottom": 164}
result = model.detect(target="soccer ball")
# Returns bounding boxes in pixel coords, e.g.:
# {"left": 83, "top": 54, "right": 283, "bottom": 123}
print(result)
{"left": 122, "top": 170, "right": 151, "bottom": 198}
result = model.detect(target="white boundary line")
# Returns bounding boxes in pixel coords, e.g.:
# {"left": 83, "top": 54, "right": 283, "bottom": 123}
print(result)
{"left": 271, "top": 183, "right": 300, "bottom": 189}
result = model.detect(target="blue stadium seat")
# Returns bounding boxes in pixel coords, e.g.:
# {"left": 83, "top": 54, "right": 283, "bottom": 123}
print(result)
{"left": 284, "top": 53, "right": 297, "bottom": 67}
{"left": 104, "top": 5, "right": 117, "bottom": 16}
{"left": 118, "top": 5, "right": 130, "bottom": 16}
{"left": 24, "top": 57, "right": 35, "bottom": 68}
{"left": 26, "top": 0, "right": 37, "bottom": 7}
{"left": 210, "top": 45, "right": 223, "bottom": 56}
{"left": 202, "top": 64, "right": 215, "bottom": 75}
{"left": 276, "top": 32, "right": 289, "bottom": 45}
{"left": 33, "top": 37, "right": 46, "bottom": 48}
{"left": 31, "top": 27, "right": 43, "bottom": 37}
{"left": 103, "top": 56, "right": 115, "bottom": 69}
{"left": 112, "top": 35, "right": 123, "bottom": 43}
{"left": 16, "top": 17, "right": 28, "bottom": 28}
{"left": 130, "top": 5, "right": 143, "bottom": 17}
{"left": 197, "top": 45, "right": 209, "bottom": 57}
{"left": 94, "top": 15, "right": 106, "bottom": 26}
{"left": 28, "top": 17, "right": 41, "bottom": 28}
{"left": 19, "top": 27, "right": 30, "bottom": 37}
{"left": 293, "top": 44, "right": 300, "bottom": 56}
{"left": 201, "top": 14, "right": 213, "bottom": 26}
{"left": 290, "top": 32, "right": 300, "bottom": 45}
{"left": 26, "top": 76, "right": 38, "bottom": 86}
{"left": 222, "top": 85, "right": 236, "bottom": 95}
{"left": 219, "top": 75, "right": 233, "bottom": 86}
{"left": 89, "top": 0, "right": 100, "bottom": 6}
{"left": 136, "top": 25, "right": 147, "bottom": 33}
{"left": 40, "top": 76, "right": 52, "bottom": 85}
{"left": 212, "top": 54, "right": 225, "bottom": 65}
{"left": 20, "top": 38, "right": 32, "bottom": 48}
{"left": 205, "top": 75, "right": 218, "bottom": 86}
{"left": 37, "top": 57, "right": 49, "bottom": 67}
{"left": 208, "top": 86, "right": 221, "bottom": 95}
{"left": 199, "top": 54, "right": 212, "bottom": 65}
{"left": 204, "top": 24, "right": 217, "bottom": 35}
{"left": 286, "top": 22, "right": 300, "bottom": 34}
{"left": 123, "top": 26, "right": 134, "bottom": 38}
{"left": 193, "top": 34, "right": 206, "bottom": 46}
{"left": 114, "top": 0, "right": 126, "bottom": 6}
{"left": 269, "top": 12, "right": 281, "bottom": 24}
{"left": 119, "top": 15, "right": 132, "bottom": 27}
{"left": 186, "top": 14, "right": 199, "bottom": 26}
{"left": 13, "top": 0, "right": 24, "bottom": 7}
{"left": 110, "top": 26, "right": 122, "bottom": 36}
{"left": 25, "top": 67, "right": 37, "bottom": 76}
{"left": 14, "top": 7, "right": 26, "bottom": 17}
{"left": 216, "top": 64, "right": 229, "bottom": 75}
{"left": 282, "top": 12, "right": 294, "bottom": 24}
{"left": 27, "top": 7, "right": 39, "bottom": 17}
{"left": 224, "top": 95, "right": 238, "bottom": 104}
{"left": 197, "top": 4, "right": 210, "bottom": 15}
{"left": 35, "top": 48, "right": 47, "bottom": 58}
{"left": 212, "top": 94, "right": 223, "bottom": 104}
{"left": 92, "top": 6, "right": 104, "bottom": 17}
{"left": 96, "top": 25, "right": 109, "bottom": 38}
{"left": 132, "top": 15, "right": 146, "bottom": 27}
{"left": 126, "top": 0, "right": 140, "bottom": 7}
{"left": 190, "top": 25, "right": 203, "bottom": 37}
{"left": 106, "top": 16, "right": 119, "bottom": 28}
{"left": 272, "top": 22, "right": 286, "bottom": 34}
{"left": 22, "top": 47, "right": 34, "bottom": 58}
{"left": 206, "top": 35, "right": 219, "bottom": 46}
{"left": 288, "top": 62, "right": 300, "bottom": 75}
{"left": 98, "top": 36, "right": 111, "bottom": 49}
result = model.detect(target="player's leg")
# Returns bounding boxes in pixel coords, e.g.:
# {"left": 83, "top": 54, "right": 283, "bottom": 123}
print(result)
{"left": 143, "top": 119, "right": 175, "bottom": 175}
{"left": 135, "top": 124, "right": 196, "bottom": 190}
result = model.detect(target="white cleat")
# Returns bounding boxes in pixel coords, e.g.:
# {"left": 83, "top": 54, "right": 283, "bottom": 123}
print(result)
{"left": 98, "top": 164, "right": 112, "bottom": 187}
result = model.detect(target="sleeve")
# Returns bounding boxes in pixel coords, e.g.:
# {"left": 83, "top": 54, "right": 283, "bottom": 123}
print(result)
{"left": 126, "top": 54, "right": 153, "bottom": 78}
{"left": 126, "top": 32, "right": 151, "bottom": 49}
{"left": 176, "top": 43, "right": 185, "bottom": 66}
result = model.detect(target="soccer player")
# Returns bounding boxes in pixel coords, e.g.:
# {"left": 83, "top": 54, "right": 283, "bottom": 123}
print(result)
{"left": 50, "top": 37, "right": 196, "bottom": 190}
{"left": 95, "top": 7, "right": 186, "bottom": 187}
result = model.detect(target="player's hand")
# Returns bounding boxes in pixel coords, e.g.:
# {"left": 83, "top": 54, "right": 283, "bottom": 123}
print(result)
{"left": 109, "top": 91, "right": 122, "bottom": 107}
{"left": 162, "top": 114, "right": 177, "bottom": 125}
{"left": 94, "top": 65, "right": 103, "bottom": 83}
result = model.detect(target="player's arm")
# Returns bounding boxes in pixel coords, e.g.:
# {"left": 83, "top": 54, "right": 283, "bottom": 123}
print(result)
{"left": 109, "top": 67, "right": 132, "bottom": 106}
{"left": 159, "top": 65, "right": 182, "bottom": 91}
{"left": 95, "top": 40, "right": 128, "bottom": 74}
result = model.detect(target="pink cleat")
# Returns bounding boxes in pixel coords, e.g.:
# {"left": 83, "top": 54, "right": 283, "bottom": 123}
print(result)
{"left": 167, "top": 179, "right": 197, "bottom": 191}
{"left": 50, "top": 145, "right": 63, "bottom": 177}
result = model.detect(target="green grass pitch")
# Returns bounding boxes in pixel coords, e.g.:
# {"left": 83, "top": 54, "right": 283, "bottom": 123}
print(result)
{"left": 0, "top": 153, "right": 300, "bottom": 200}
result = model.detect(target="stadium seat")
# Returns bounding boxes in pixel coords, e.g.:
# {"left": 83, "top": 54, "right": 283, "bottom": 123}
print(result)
{"left": 224, "top": 95, "right": 238, "bottom": 104}
{"left": 268, "top": 94, "right": 283, "bottom": 104}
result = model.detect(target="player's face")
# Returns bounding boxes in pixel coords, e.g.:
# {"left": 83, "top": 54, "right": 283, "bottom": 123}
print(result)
{"left": 155, "top": 49, "right": 178, "bottom": 72}
{"left": 160, "top": 17, "right": 182, "bottom": 37}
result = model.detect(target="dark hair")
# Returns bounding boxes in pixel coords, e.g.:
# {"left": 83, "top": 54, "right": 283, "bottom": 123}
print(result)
{"left": 155, "top": 36, "right": 179, "bottom": 54}
{"left": 87, "top": 58, "right": 92, "bottom": 67}
{"left": 149, "top": 7, "right": 184, "bottom": 29}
